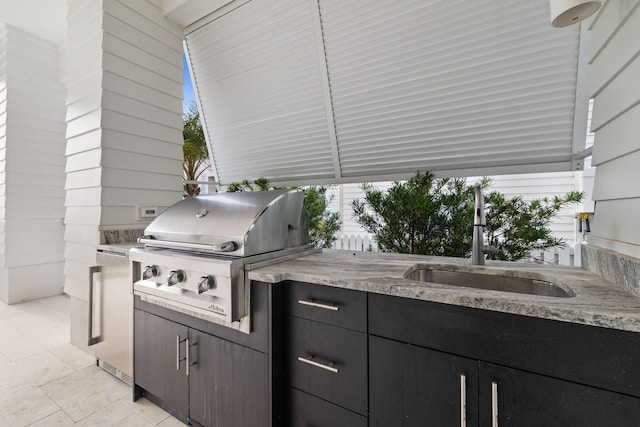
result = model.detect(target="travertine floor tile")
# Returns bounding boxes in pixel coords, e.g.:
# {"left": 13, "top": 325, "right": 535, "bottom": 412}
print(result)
{"left": 113, "top": 412, "right": 155, "bottom": 426}
{"left": 0, "top": 387, "right": 59, "bottom": 427}
{"left": 157, "top": 416, "right": 187, "bottom": 427}
{"left": 48, "top": 343, "right": 96, "bottom": 371}
{"left": 0, "top": 351, "right": 75, "bottom": 389}
{"left": 75, "top": 401, "right": 133, "bottom": 427}
{"left": 26, "top": 410, "right": 75, "bottom": 426}
{"left": 0, "top": 294, "right": 182, "bottom": 426}
{"left": 0, "top": 325, "right": 70, "bottom": 361}
{"left": 41, "top": 366, "right": 130, "bottom": 422}
{"left": 120, "top": 397, "right": 171, "bottom": 425}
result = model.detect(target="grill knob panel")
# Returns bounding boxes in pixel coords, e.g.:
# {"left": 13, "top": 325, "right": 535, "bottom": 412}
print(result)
{"left": 197, "top": 276, "right": 216, "bottom": 294}
{"left": 142, "top": 265, "right": 159, "bottom": 280}
{"left": 198, "top": 276, "right": 216, "bottom": 294}
{"left": 167, "top": 270, "right": 186, "bottom": 286}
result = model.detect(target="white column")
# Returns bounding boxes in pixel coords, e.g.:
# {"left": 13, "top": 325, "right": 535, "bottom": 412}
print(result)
{"left": 64, "top": 0, "right": 184, "bottom": 349}
{"left": 0, "top": 24, "right": 67, "bottom": 304}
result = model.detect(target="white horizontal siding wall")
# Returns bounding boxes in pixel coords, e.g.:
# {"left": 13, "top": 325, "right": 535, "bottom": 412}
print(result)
{"left": 64, "top": 0, "right": 184, "bottom": 348}
{"left": 587, "top": 0, "right": 640, "bottom": 259}
{"left": 0, "top": 25, "right": 66, "bottom": 304}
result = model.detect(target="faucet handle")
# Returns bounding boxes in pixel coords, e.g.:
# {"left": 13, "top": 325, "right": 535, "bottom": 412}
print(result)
{"left": 474, "top": 186, "right": 486, "bottom": 226}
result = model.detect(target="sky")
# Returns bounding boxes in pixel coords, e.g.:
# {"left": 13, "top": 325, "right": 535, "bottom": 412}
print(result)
{"left": 183, "top": 55, "right": 196, "bottom": 114}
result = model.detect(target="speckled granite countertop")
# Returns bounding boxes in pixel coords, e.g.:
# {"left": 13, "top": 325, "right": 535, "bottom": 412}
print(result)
{"left": 249, "top": 249, "right": 640, "bottom": 333}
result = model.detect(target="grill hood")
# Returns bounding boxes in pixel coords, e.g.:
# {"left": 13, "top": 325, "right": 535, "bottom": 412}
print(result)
{"left": 140, "top": 190, "right": 309, "bottom": 257}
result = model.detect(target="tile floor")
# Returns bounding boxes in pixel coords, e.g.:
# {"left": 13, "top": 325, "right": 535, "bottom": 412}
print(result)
{"left": 0, "top": 294, "right": 183, "bottom": 426}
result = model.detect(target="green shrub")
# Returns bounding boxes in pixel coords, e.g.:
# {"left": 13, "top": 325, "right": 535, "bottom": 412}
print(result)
{"left": 352, "top": 172, "right": 582, "bottom": 261}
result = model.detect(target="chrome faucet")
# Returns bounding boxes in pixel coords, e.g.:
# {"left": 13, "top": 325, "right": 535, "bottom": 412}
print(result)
{"left": 472, "top": 186, "right": 496, "bottom": 265}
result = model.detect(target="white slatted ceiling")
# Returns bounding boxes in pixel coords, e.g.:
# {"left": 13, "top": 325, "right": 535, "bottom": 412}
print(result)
{"left": 321, "top": 0, "right": 580, "bottom": 177}
{"left": 186, "top": 0, "right": 336, "bottom": 184}
{"left": 187, "top": 0, "right": 582, "bottom": 185}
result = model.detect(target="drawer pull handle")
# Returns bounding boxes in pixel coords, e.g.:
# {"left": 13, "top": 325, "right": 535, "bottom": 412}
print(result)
{"left": 297, "top": 355, "right": 339, "bottom": 373}
{"left": 491, "top": 381, "right": 499, "bottom": 427}
{"left": 297, "top": 299, "right": 339, "bottom": 311}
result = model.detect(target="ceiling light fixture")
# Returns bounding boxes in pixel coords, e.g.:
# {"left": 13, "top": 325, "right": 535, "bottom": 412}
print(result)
{"left": 550, "top": 0, "right": 602, "bottom": 27}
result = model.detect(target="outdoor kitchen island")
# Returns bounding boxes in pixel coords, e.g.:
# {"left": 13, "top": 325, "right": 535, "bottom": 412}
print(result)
{"left": 251, "top": 249, "right": 640, "bottom": 427}
{"left": 134, "top": 249, "right": 640, "bottom": 426}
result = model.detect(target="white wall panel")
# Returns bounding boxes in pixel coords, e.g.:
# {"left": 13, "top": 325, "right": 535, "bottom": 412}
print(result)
{"left": 592, "top": 151, "right": 640, "bottom": 200}
{"left": 590, "top": 199, "right": 640, "bottom": 247}
{"left": 590, "top": 54, "right": 640, "bottom": 131}
{"left": 592, "top": 103, "right": 640, "bottom": 165}
{"left": 63, "top": 223, "right": 100, "bottom": 244}
{"left": 588, "top": 3, "right": 640, "bottom": 96}
{"left": 66, "top": 130, "right": 102, "bottom": 156}
{"left": 63, "top": 0, "right": 184, "bottom": 310}
{"left": 588, "top": 0, "right": 639, "bottom": 63}
{"left": 588, "top": 1, "right": 640, "bottom": 260}
{"left": 0, "top": 24, "right": 66, "bottom": 303}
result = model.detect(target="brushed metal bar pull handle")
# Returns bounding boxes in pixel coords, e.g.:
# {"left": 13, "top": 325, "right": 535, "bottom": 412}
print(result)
{"left": 492, "top": 381, "right": 499, "bottom": 427}
{"left": 177, "top": 335, "right": 188, "bottom": 372}
{"left": 138, "top": 237, "right": 236, "bottom": 253}
{"left": 87, "top": 266, "right": 103, "bottom": 346}
{"left": 176, "top": 335, "right": 181, "bottom": 371}
{"left": 460, "top": 374, "right": 466, "bottom": 427}
{"left": 297, "top": 299, "right": 339, "bottom": 311}
{"left": 185, "top": 337, "right": 190, "bottom": 376}
{"left": 297, "top": 355, "right": 339, "bottom": 373}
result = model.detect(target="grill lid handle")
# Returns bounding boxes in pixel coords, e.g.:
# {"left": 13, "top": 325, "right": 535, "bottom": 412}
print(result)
{"left": 137, "top": 237, "right": 238, "bottom": 253}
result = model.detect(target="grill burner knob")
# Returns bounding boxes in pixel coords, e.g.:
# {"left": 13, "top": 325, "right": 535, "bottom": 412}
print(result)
{"left": 197, "top": 276, "right": 216, "bottom": 294}
{"left": 167, "top": 270, "right": 186, "bottom": 286}
{"left": 142, "top": 265, "right": 159, "bottom": 280}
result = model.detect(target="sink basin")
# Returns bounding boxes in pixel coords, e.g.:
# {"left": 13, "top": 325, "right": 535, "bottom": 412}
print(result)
{"left": 404, "top": 268, "right": 575, "bottom": 298}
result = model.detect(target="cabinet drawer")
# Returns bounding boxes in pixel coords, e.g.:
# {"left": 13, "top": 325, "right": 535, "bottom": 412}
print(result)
{"left": 285, "top": 317, "right": 367, "bottom": 415}
{"left": 287, "top": 387, "right": 367, "bottom": 427}
{"left": 285, "top": 281, "right": 366, "bottom": 332}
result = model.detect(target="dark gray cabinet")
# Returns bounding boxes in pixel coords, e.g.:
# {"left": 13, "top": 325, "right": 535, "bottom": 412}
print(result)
{"left": 134, "top": 310, "right": 189, "bottom": 419}
{"left": 369, "top": 335, "right": 479, "bottom": 427}
{"left": 283, "top": 281, "right": 368, "bottom": 426}
{"left": 134, "top": 278, "right": 640, "bottom": 426}
{"left": 189, "top": 330, "right": 268, "bottom": 427}
{"left": 480, "top": 362, "right": 640, "bottom": 427}
{"left": 369, "top": 292, "right": 640, "bottom": 427}
{"left": 133, "top": 281, "right": 278, "bottom": 427}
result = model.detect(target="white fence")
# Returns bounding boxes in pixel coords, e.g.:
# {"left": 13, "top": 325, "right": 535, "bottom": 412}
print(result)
{"left": 331, "top": 234, "right": 580, "bottom": 267}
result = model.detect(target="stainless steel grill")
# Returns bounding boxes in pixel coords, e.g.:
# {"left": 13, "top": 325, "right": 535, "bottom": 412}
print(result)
{"left": 130, "top": 190, "right": 316, "bottom": 333}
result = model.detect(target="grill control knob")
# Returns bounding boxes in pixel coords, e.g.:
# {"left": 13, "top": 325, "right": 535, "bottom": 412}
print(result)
{"left": 142, "top": 265, "right": 159, "bottom": 280}
{"left": 197, "top": 276, "right": 216, "bottom": 294}
{"left": 167, "top": 270, "right": 186, "bottom": 286}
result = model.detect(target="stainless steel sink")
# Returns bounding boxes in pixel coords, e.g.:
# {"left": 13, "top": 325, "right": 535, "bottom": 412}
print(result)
{"left": 404, "top": 268, "right": 575, "bottom": 298}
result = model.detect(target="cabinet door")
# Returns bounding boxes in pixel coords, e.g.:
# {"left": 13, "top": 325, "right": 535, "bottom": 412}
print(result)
{"left": 369, "top": 335, "right": 479, "bottom": 427}
{"left": 134, "top": 310, "right": 189, "bottom": 417}
{"left": 480, "top": 362, "right": 640, "bottom": 427}
{"left": 189, "top": 329, "right": 269, "bottom": 427}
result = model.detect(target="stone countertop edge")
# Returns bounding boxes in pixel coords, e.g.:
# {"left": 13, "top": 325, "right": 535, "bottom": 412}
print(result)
{"left": 248, "top": 249, "right": 640, "bottom": 333}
